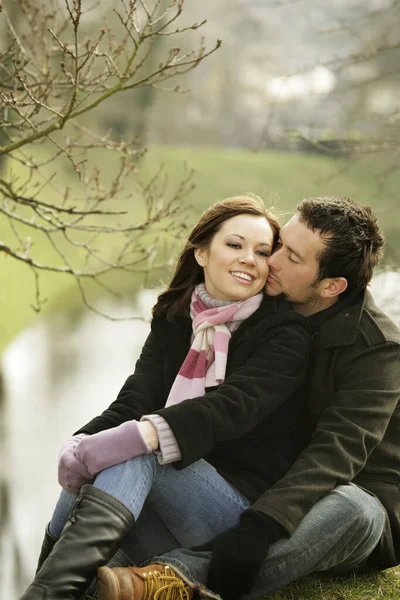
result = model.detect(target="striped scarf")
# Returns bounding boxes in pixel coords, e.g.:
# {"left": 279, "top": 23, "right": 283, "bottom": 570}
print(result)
{"left": 165, "top": 284, "right": 263, "bottom": 406}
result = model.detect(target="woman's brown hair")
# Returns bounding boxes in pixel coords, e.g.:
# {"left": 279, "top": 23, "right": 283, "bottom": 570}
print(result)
{"left": 153, "top": 195, "right": 280, "bottom": 320}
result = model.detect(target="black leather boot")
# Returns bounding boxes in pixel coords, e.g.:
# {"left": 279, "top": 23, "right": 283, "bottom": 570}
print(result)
{"left": 20, "top": 485, "right": 134, "bottom": 600}
{"left": 35, "top": 524, "right": 57, "bottom": 574}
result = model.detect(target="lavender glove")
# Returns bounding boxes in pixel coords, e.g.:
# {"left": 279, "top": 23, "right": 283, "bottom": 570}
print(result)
{"left": 58, "top": 434, "right": 94, "bottom": 493}
{"left": 75, "top": 420, "right": 153, "bottom": 476}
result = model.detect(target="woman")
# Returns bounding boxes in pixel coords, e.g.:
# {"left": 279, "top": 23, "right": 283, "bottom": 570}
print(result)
{"left": 20, "top": 195, "right": 311, "bottom": 600}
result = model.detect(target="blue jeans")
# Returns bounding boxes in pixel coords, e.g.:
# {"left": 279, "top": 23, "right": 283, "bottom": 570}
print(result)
{"left": 152, "top": 483, "right": 387, "bottom": 598}
{"left": 50, "top": 453, "right": 250, "bottom": 557}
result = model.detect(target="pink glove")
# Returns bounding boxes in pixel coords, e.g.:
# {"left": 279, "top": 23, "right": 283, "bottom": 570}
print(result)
{"left": 75, "top": 420, "right": 152, "bottom": 476}
{"left": 58, "top": 434, "right": 94, "bottom": 493}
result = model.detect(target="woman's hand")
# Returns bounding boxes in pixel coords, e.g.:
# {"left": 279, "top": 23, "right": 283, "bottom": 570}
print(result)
{"left": 75, "top": 420, "right": 156, "bottom": 476}
{"left": 58, "top": 435, "right": 94, "bottom": 493}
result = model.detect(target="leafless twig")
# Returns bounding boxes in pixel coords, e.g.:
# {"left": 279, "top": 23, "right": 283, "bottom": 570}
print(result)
{"left": 0, "top": 0, "right": 219, "bottom": 315}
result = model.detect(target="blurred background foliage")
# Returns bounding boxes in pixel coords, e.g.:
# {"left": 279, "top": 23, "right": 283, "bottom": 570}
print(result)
{"left": 1, "top": 0, "right": 400, "bottom": 352}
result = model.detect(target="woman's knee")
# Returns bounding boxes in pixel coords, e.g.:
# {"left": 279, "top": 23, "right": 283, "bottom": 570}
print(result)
{"left": 93, "top": 452, "right": 160, "bottom": 517}
{"left": 95, "top": 452, "right": 158, "bottom": 483}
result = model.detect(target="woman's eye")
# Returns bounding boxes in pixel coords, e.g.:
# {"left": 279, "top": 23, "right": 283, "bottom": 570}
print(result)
{"left": 227, "top": 242, "right": 241, "bottom": 249}
{"left": 257, "top": 250, "right": 270, "bottom": 258}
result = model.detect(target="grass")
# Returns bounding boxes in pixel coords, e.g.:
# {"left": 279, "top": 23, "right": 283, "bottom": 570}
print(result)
{"left": 2, "top": 144, "right": 400, "bottom": 354}
{"left": 268, "top": 566, "right": 400, "bottom": 599}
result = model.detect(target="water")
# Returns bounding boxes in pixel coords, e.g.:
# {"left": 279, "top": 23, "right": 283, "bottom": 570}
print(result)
{"left": 0, "top": 290, "right": 158, "bottom": 598}
{"left": 1, "top": 274, "right": 400, "bottom": 598}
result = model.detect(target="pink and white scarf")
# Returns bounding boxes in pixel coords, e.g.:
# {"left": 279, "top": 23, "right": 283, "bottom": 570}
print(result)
{"left": 165, "top": 284, "right": 263, "bottom": 407}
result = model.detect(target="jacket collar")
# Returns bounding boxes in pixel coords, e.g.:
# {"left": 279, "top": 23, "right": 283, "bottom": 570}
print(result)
{"left": 310, "top": 290, "right": 369, "bottom": 351}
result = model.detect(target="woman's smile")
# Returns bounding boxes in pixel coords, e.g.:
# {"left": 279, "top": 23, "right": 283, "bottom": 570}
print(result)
{"left": 229, "top": 270, "right": 256, "bottom": 285}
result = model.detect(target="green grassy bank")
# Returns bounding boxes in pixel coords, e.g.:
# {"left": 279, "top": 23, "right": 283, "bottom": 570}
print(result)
{"left": 1, "top": 145, "right": 400, "bottom": 353}
{"left": 268, "top": 566, "right": 400, "bottom": 599}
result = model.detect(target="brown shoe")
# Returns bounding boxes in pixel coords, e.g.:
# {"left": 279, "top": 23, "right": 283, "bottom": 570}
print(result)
{"left": 96, "top": 563, "right": 193, "bottom": 600}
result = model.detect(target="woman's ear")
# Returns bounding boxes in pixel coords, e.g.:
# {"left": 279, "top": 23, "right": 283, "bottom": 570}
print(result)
{"left": 194, "top": 247, "right": 207, "bottom": 267}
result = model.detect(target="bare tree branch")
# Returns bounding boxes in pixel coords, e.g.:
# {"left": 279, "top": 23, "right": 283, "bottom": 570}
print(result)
{"left": 0, "top": 0, "right": 219, "bottom": 315}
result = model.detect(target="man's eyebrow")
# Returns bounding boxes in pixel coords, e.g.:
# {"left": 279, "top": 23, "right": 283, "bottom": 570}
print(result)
{"left": 279, "top": 234, "right": 304, "bottom": 261}
{"left": 225, "top": 233, "right": 272, "bottom": 248}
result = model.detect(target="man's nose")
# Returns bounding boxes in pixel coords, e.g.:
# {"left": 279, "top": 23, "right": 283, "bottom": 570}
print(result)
{"left": 267, "top": 251, "right": 279, "bottom": 270}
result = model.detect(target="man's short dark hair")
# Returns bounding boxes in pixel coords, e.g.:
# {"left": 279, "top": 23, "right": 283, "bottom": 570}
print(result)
{"left": 297, "top": 197, "right": 384, "bottom": 294}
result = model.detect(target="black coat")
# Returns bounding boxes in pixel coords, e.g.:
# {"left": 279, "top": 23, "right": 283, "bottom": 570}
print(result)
{"left": 77, "top": 296, "right": 311, "bottom": 500}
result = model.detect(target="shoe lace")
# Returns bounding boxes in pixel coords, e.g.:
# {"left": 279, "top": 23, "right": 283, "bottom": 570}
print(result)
{"left": 143, "top": 567, "right": 191, "bottom": 600}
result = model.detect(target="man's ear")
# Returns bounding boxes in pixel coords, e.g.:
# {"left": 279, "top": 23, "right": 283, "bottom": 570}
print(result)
{"left": 194, "top": 247, "right": 207, "bottom": 267}
{"left": 320, "top": 277, "right": 348, "bottom": 299}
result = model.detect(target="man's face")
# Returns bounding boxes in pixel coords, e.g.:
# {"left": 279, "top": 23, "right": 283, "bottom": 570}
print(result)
{"left": 265, "top": 214, "right": 329, "bottom": 316}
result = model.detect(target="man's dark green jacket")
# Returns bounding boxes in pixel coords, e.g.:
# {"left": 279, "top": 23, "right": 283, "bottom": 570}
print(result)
{"left": 253, "top": 290, "right": 400, "bottom": 569}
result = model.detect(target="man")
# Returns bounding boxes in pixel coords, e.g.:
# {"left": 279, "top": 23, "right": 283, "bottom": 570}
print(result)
{"left": 95, "top": 197, "right": 400, "bottom": 600}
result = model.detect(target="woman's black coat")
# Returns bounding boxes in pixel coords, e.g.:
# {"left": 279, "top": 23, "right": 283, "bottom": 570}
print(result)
{"left": 77, "top": 296, "right": 311, "bottom": 501}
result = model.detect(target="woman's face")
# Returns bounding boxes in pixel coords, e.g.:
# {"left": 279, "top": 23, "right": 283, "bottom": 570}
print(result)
{"left": 195, "top": 214, "right": 274, "bottom": 301}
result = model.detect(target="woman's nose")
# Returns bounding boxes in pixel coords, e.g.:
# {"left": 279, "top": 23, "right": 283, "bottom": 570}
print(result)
{"left": 239, "top": 251, "right": 256, "bottom": 265}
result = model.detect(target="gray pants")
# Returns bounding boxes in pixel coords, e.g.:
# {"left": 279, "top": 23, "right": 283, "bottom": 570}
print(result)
{"left": 151, "top": 483, "right": 386, "bottom": 598}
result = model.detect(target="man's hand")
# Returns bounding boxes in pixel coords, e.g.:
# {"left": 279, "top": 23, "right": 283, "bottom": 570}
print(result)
{"left": 207, "top": 510, "right": 285, "bottom": 600}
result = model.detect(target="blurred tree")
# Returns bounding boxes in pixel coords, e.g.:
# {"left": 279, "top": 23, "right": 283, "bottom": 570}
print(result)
{"left": 0, "top": 0, "right": 220, "bottom": 312}
{"left": 140, "top": 0, "right": 274, "bottom": 148}
{"left": 278, "top": 1, "right": 400, "bottom": 169}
